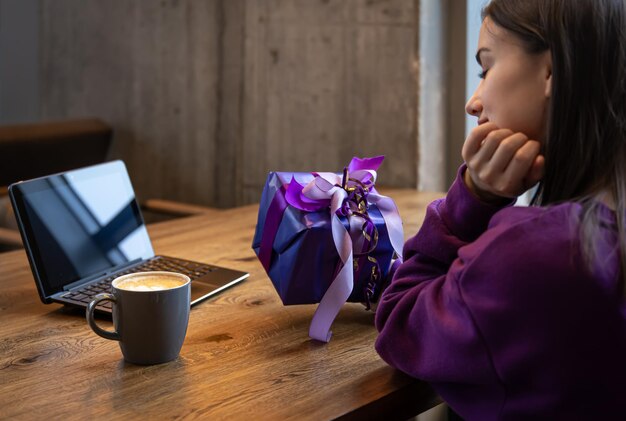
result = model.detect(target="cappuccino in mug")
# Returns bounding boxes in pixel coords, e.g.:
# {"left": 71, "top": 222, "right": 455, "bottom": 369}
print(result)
{"left": 115, "top": 275, "right": 186, "bottom": 291}
{"left": 87, "top": 271, "right": 191, "bottom": 365}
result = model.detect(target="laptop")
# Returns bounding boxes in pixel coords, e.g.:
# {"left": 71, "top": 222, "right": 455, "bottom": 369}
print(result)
{"left": 8, "top": 160, "right": 249, "bottom": 314}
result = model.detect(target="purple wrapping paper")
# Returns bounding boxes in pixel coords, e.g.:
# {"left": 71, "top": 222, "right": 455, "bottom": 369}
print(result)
{"left": 251, "top": 171, "right": 395, "bottom": 306}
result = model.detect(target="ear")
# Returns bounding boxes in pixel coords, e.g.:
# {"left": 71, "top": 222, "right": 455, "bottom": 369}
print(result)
{"left": 543, "top": 51, "right": 552, "bottom": 98}
{"left": 544, "top": 70, "right": 552, "bottom": 98}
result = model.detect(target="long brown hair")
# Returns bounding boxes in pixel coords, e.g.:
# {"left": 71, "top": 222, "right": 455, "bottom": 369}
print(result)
{"left": 483, "top": 0, "right": 626, "bottom": 293}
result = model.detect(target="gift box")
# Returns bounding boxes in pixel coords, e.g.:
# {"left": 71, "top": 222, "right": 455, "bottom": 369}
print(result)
{"left": 252, "top": 156, "right": 404, "bottom": 342}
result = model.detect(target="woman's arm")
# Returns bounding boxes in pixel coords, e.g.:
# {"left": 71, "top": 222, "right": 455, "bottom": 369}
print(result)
{"left": 375, "top": 165, "right": 513, "bottom": 382}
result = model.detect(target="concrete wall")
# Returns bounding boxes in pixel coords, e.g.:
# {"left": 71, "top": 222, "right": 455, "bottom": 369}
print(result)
{"left": 0, "top": 0, "right": 39, "bottom": 124}
{"left": 34, "top": 0, "right": 419, "bottom": 207}
{"left": 2, "top": 0, "right": 477, "bottom": 204}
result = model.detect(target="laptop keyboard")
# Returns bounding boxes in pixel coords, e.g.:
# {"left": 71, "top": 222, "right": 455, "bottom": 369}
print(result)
{"left": 61, "top": 256, "right": 217, "bottom": 310}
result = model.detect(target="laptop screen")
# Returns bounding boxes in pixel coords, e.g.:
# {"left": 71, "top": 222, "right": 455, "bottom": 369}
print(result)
{"left": 9, "top": 161, "right": 154, "bottom": 299}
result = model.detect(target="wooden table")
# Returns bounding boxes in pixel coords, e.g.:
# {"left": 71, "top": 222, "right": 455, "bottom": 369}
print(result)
{"left": 0, "top": 189, "right": 444, "bottom": 420}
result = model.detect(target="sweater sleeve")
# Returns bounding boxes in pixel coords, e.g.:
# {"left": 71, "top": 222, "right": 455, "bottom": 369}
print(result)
{"left": 375, "top": 167, "right": 626, "bottom": 418}
{"left": 374, "top": 165, "right": 513, "bottom": 383}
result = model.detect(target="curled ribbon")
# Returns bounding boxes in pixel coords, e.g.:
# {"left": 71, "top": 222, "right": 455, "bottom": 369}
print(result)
{"left": 285, "top": 156, "right": 404, "bottom": 342}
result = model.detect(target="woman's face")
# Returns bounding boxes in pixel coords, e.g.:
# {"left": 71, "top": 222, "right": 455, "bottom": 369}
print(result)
{"left": 465, "top": 17, "right": 552, "bottom": 142}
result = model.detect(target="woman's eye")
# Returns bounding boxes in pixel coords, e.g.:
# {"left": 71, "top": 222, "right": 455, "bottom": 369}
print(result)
{"left": 478, "top": 69, "right": 489, "bottom": 79}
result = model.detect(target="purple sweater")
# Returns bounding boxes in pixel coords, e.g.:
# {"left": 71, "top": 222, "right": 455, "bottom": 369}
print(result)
{"left": 375, "top": 166, "right": 626, "bottom": 420}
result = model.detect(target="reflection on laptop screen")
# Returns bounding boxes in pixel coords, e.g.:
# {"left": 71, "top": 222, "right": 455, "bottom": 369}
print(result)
{"left": 16, "top": 162, "right": 153, "bottom": 292}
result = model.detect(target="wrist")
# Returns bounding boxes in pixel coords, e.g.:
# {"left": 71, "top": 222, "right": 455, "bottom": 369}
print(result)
{"left": 463, "top": 169, "right": 512, "bottom": 206}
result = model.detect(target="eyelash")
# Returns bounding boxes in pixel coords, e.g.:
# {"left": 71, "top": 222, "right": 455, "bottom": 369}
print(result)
{"left": 478, "top": 69, "right": 489, "bottom": 79}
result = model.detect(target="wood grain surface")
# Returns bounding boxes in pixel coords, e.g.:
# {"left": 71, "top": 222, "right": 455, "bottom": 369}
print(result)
{"left": 0, "top": 189, "right": 443, "bottom": 420}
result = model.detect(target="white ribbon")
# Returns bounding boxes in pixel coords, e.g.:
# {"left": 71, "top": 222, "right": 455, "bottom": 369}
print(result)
{"left": 302, "top": 172, "right": 403, "bottom": 342}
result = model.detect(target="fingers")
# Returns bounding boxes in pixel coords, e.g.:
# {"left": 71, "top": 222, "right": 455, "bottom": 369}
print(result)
{"left": 499, "top": 140, "right": 541, "bottom": 192}
{"left": 472, "top": 129, "right": 522, "bottom": 171}
{"left": 523, "top": 153, "right": 545, "bottom": 190}
{"left": 462, "top": 122, "right": 499, "bottom": 162}
{"left": 488, "top": 132, "right": 529, "bottom": 172}
{"left": 462, "top": 124, "right": 545, "bottom": 200}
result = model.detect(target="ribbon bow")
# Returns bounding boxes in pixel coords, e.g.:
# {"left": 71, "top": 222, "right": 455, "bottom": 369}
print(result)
{"left": 284, "top": 156, "right": 403, "bottom": 342}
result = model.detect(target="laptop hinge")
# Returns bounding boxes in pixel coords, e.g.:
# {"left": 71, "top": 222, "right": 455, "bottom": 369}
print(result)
{"left": 63, "top": 258, "right": 143, "bottom": 291}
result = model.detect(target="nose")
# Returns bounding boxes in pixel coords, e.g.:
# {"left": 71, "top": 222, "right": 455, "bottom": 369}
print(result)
{"left": 465, "top": 83, "right": 483, "bottom": 117}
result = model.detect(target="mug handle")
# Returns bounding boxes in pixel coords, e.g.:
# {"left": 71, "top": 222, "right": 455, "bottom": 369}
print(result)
{"left": 86, "top": 293, "right": 120, "bottom": 341}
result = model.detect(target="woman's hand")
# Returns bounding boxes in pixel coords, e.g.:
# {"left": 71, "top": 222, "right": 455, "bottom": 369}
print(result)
{"left": 461, "top": 122, "right": 545, "bottom": 204}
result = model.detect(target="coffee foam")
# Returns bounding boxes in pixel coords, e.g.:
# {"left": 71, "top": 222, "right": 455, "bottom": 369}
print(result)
{"left": 115, "top": 275, "right": 186, "bottom": 292}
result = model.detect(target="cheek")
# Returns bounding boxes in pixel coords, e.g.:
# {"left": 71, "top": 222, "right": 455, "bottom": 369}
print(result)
{"left": 505, "top": 88, "right": 547, "bottom": 138}
{"left": 481, "top": 74, "right": 547, "bottom": 137}
{"left": 480, "top": 83, "right": 506, "bottom": 124}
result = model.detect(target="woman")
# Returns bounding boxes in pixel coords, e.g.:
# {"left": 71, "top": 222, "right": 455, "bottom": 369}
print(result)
{"left": 375, "top": 0, "right": 626, "bottom": 419}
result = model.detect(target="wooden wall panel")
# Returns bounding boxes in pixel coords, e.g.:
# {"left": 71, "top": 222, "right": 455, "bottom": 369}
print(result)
{"left": 40, "top": 0, "right": 417, "bottom": 208}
